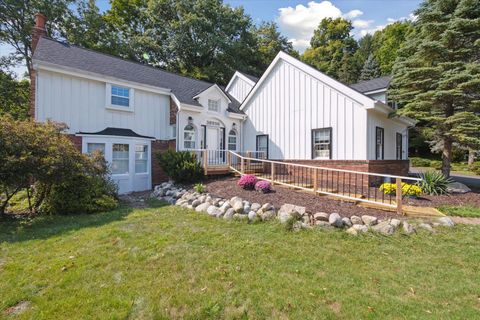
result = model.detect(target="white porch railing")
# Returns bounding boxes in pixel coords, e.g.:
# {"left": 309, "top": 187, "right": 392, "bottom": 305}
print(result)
{"left": 227, "top": 151, "right": 421, "bottom": 215}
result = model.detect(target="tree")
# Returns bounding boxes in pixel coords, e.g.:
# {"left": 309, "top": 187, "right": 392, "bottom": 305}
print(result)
{"left": 302, "top": 18, "right": 359, "bottom": 83}
{"left": 390, "top": 0, "right": 480, "bottom": 177}
{"left": 0, "top": 70, "right": 30, "bottom": 120}
{"left": 359, "top": 53, "right": 381, "bottom": 81}
{"left": 61, "top": 0, "right": 121, "bottom": 56}
{"left": 354, "top": 33, "right": 374, "bottom": 70}
{"left": 371, "top": 21, "right": 413, "bottom": 75}
{"left": 0, "top": 0, "right": 75, "bottom": 77}
{"left": 254, "top": 22, "right": 298, "bottom": 70}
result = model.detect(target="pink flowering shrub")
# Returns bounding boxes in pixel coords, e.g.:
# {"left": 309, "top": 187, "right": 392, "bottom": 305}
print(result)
{"left": 237, "top": 174, "right": 258, "bottom": 190}
{"left": 255, "top": 180, "right": 272, "bottom": 193}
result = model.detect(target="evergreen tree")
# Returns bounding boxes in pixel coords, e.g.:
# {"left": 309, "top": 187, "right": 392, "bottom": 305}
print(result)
{"left": 359, "top": 53, "right": 381, "bottom": 81}
{"left": 390, "top": 0, "right": 480, "bottom": 176}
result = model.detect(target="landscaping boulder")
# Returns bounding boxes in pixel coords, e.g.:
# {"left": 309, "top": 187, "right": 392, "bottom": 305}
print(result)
{"left": 350, "top": 215, "right": 363, "bottom": 225}
{"left": 259, "top": 210, "right": 276, "bottom": 221}
{"left": 251, "top": 203, "right": 262, "bottom": 212}
{"left": 419, "top": 223, "right": 434, "bottom": 232}
{"left": 402, "top": 221, "right": 415, "bottom": 235}
{"left": 232, "top": 200, "right": 244, "bottom": 213}
{"left": 233, "top": 213, "right": 248, "bottom": 221}
{"left": 224, "top": 208, "right": 235, "bottom": 220}
{"left": 342, "top": 217, "right": 352, "bottom": 228}
{"left": 313, "top": 212, "right": 329, "bottom": 221}
{"left": 447, "top": 182, "right": 471, "bottom": 194}
{"left": 315, "top": 221, "right": 333, "bottom": 228}
{"left": 390, "top": 219, "right": 401, "bottom": 228}
{"left": 361, "top": 215, "right": 378, "bottom": 226}
{"left": 352, "top": 224, "right": 369, "bottom": 233}
{"left": 437, "top": 217, "right": 455, "bottom": 227}
{"left": 277, "top": 204, "right": 305, "bottom": 223}
{"left": 292, "top": 221, "right": 311, "bottom": 231}
{"left": 260, "top": 203, "right": 275, "bottom": 212}
{"left": 248, "top": 211, "right": 257, "bottom": 221}
{"left": 328, "top": 212, "right": 343, "bottom": 228}
{"left": 195, "top": 202, "right": 210, "bottom": 213}
{"left": 207, "top": 205, "right": 221, "bottom": 216}
{"left": 372, "top": 221, "right": 395, "bottom": 235}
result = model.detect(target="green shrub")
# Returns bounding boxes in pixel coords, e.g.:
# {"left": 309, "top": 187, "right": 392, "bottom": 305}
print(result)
{"left": 194, "top": 183, "right": 205, "bottom": 193}
{"left": 430, "top": 160, "right": 443, "bottom": 170}
{"left": 157, "top": 149, "right": 204, "bottom": 184}
{"left": 0, "top": 115, "right": 118, "bottom": 215}
{"left": 418, "top": 170, "right": 453, "bottom": 195}
{"left": 41, "top": 152, "right": 118, "bottom": 215}
{"left": 410, "top": 157, "right": 431, "bottom": 167}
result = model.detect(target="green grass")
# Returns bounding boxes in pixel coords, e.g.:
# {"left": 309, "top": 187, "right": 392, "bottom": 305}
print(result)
{"left": 439, "top": 205, "right": 480, "bottom": 218}
{"left": 1, "top": 201, "right": 480, "bottom": 319}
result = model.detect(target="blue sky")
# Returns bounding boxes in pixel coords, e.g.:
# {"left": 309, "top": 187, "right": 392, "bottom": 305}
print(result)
{"left": 3, "top": 0, "right": 421, "bottom": 78}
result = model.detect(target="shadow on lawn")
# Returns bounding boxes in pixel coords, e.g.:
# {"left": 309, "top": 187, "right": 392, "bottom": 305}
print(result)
{"left": 0, "top": 200, "right": 169, "bottom": 244}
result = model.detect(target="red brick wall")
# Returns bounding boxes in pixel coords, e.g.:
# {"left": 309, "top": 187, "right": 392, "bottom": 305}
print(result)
{"left": 66, "top": 134, "right": 82, "bottom": 152}
{"left": 169, "top": 98, "right": 178, "bottom": 125}
{"left": 152, "top": 139, "right": 176, "bottom": 185}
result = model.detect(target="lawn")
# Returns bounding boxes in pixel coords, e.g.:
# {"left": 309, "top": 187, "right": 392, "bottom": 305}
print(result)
{"left": 1, "top": 200, "right": 480, "bottom": 319}
{"left": 439, "top": 205, "right": 480, "bottom": 218}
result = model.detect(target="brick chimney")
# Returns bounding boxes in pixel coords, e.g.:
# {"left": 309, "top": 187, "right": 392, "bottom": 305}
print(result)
{"left": 32, "top": 13, "right": 47, "bottom": 51}
{"left": 30, "top": 13, "right": 47, "bottom": 118}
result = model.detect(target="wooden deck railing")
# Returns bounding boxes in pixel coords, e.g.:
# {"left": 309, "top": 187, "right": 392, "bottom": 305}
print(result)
{"left": 227, "top": 151, "right": 421, "bottom": 214}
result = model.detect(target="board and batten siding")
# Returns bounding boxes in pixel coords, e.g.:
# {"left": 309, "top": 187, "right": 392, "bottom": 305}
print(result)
{"left": 36, "top": 69, "right": 171, "bottom": 139}
{"left": 242, "top": 59, "right": 368, "bottom": 160}
{"left": 227, "top": 76, "right": 253, "bottom": 103}
{"left": 367, "top": 110, "right": 408, "bottom": 160}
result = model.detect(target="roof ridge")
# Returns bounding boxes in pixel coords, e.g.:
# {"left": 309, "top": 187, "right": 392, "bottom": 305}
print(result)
{"left": 38, "top": 36, "right": 217, "bottom": 87}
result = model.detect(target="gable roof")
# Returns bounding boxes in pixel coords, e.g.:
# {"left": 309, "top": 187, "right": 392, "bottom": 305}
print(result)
{"left": 241, "top": 51, "right": 377, "bottom": 110}
{"left": 238, "top": 71, "right": 259, "bottom": 83}
{"left": 350, "top": 76, "right": 391, "bottom": 93}
{"left": 32, "top": 37, "right": 244, "bottom": 114}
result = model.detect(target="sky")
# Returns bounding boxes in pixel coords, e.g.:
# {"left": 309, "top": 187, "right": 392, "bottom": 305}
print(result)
{"left": 3, "top": 0, "right": 422, "bottom": 78}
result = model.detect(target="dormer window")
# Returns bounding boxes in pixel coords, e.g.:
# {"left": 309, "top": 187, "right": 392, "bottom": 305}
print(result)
{"left": 208, "top": 99, "right": 220, "bottom": 112}
{"left": 106, "top": 83, "right": 134, "bottom": 111}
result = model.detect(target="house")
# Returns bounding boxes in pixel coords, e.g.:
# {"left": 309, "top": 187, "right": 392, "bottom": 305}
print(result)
{"left": 30, "top": 13, "right": 414, "bottom": 194}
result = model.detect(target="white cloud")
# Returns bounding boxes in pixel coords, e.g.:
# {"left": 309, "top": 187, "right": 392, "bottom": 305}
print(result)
{"left": 344, "top": 9, "right": 363, "bottom": 19}
{"left": 352, "top": 19, "right": 374, "bottom": 29}
{"left": 277, "top": 1, "right": 344, "bottom": 52}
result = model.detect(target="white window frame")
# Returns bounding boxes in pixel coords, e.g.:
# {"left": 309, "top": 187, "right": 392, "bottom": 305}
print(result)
{"left": 208, "top": 99, "right": 220, "bottom": 112}
{"left": 135, "top": 144, "right": 149, "bottom": 174}
{"left": 183, "top": 124, "right": 196, "bottom": 149}
{"left": 228, "top": 129, "right": 237, "bottom": 151}
{"left": 112, "top": 143, "right": 130, "bottom": 175}
{"left": 105, "top": 83, "right": 135, "bottom": 112}
{"left": 312, "top": 128, "right": 332, "bottom": 160}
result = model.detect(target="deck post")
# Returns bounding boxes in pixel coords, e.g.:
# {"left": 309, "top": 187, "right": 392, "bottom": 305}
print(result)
{"left": 396, "top": 177, "right": 403, "bottom": 215}
{"left": 227, "top": 151, "right": 231, "bottom": 167}
{"left": 203, "top": 150, "right": 208, "bottom": 175}
{"left": 271, "top": 162, "right": 275, "bottom": 184}
{"left": 240, "top": 157, "right": 244, "bottom": 174}
{"left": 313, "top": 168, "right": 318, "bottom": 194}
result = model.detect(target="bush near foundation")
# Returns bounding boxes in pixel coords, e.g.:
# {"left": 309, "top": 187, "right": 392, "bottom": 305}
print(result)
{"left": 157, "top": 149, "right": 204, "bottom": 183}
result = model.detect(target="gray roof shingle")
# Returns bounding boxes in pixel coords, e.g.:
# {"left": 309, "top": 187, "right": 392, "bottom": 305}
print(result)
{"left": 33, "top": 37, "right": 244, "bottom": 114}
{"left": 350, "top": 76, "right": 391, "bottom": 93}
{"left": 238, "top": 71, "right": 259, "bottom": 83}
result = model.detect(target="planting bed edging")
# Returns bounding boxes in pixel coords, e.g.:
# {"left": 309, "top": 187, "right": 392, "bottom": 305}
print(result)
{"left": 152, "top": 182, "right": 456, "bottom": 236}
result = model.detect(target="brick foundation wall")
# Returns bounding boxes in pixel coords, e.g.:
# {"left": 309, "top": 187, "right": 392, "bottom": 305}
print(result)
{"left": 169, "top": 98, "right": 178, "bottom": 125}
{"left": 152, "top": 139, "right": 176, "bottom": 185}
{"left": 66, "top": 134, "right": 82, "bottom": 152}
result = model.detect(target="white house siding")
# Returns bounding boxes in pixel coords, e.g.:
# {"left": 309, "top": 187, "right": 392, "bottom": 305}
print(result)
{"left": 367, "top": 110, "right": 408, "bottom": 160}
{"left": 227, "top": 77, "right": 253, "bottom": 102}
{"left": 242, "top": 60, "right": 368, "bottom": 160}
{"left": 367, "top": 92, "right": 387, "bottom": 103}
{"left": 36, "top": 69, "right": 171, "bottom": 140}
{"left": 178, "top": 87, "right": 242, "bottom": 151}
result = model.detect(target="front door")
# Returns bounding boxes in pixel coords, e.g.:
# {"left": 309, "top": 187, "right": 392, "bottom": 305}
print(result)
{"left": 206, "top": 127, "right": 225, "bottom": 165}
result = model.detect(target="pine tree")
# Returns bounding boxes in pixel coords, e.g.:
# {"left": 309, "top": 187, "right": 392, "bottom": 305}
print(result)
{"left": 359, "top": 53, "right": 381, "bottom": 81}
{"left": 390, "top": 0, "right": 480, "bottom": 177}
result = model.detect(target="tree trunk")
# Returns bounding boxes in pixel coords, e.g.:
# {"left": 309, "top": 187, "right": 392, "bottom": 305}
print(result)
{"left": 442, "top": 139, "right": 453, "bottom": 177}
{"left": 468, "top": 148, "right": 476, "bottom": 166}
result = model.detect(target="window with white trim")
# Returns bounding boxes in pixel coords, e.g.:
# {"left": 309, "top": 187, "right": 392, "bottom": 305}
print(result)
{"left": 111, "top": 85, "right": 130, "bottom": 107}
{"left": 312, "top": 128, "right": 332, "bottom": 159}
{"left": 135, "top": 145, "right": 148, "bottom": 173}
{"left": 112, "top": 144, "right": 129, "bottom": 174}
{"left": 87, "top": 143, "right": 105, "bottom": 154}
{"left": 183, "top": 124, "right": 196, "bottom": 149}
{"left": 376, "top": 127, "right": 384, "bottom": 160}
{"left": 208, "top": 99, "right": 219, "bottom": 112}
{"left": 228, "top": 130, "right": 237, "bottom": 151}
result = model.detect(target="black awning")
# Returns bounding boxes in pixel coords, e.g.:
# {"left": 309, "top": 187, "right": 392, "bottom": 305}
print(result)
{"left": 77, "top": 127, "right": 155, "bottom": 139}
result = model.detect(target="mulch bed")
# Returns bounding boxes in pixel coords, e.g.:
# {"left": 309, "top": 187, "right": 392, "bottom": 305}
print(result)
{"left": 203, "top": 176, "right": 480, "bottom": 219}
{"left": 404, "top": 192, "right": 480, "bottom": 208}
{"left": 203, "top": 177, "right": 401, "bottom": 219}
